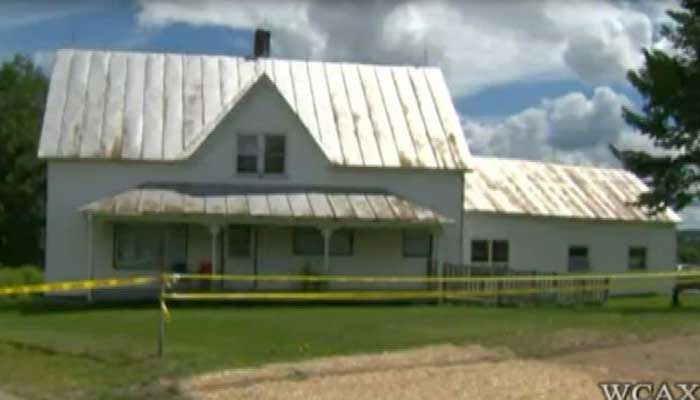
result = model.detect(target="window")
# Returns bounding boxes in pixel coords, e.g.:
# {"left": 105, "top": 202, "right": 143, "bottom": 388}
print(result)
{"left": 114, "top": 224, "right": 165, "bottom": 270}
{"left": 228, "top": 226, "right": 251, "bottom": 257}
{"left": 568, "top": 246, "right": 590, "bottom": 272}
{"left": 471, "top": 240, "right": 490, "bottom": 263}
{"left": 492, "top": 240, "right": 509, "bottom": 264}
{"left": 293, "top": 228, "right": 354, "bottom": 256}
{"left": 264, "top": 135, "right": 285, "bottom": 174}
{"left": 236, "top": 134, "right": 258, "bottom": 173}
{"left": 628, "top": 246, "right": 647, "bottom": 270}
{"left": 403, "top": 230, "right": 432, "bottom": 258}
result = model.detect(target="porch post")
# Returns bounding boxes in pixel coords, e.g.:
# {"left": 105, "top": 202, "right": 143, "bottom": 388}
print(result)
{"left": 321, "top": 227, "right": 334, "bottom": 272}
{"left": 208, "top": 224, "right": 222, "bottom": 275}
{"left": 86, "top": 213, "right": 95, "bottom": 303}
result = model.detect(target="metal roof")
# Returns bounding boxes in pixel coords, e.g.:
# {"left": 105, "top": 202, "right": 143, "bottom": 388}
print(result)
{"left": 80, "top": 183, "right": 452, "bottom": 226}
{"left": 464, "top": 156, "right": 680, "bottom": 223}
{"left": 38, "top": 49, "right": 470, "bottom": 170}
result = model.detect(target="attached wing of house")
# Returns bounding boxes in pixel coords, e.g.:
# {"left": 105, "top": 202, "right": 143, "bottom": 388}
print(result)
{"left": 464, "top": 156, "right": 680, "bottom": 223}
{"left": 38, "top": 49, "right": 471, "bottom": 170}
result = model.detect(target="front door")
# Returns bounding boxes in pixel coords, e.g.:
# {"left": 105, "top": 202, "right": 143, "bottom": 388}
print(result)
{"left": 223, "top": 225, "right": 256, "bottom": 290}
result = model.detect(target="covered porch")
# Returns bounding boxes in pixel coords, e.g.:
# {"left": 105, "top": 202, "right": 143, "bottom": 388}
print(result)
{"left": 80, "top": 183, "right": 452, "bottom": 294}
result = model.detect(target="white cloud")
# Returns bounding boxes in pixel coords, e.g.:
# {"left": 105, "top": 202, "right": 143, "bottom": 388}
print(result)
{"left": 463, "top": 86, "right": 662, "bottom": 166}
{"left": 136, "top": 0, "right": 676, "bottom": 96}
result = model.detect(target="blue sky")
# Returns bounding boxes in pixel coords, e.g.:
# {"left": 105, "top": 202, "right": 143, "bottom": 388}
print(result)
{"left": 2, "top": 0, "right": 695, "bottom": 226}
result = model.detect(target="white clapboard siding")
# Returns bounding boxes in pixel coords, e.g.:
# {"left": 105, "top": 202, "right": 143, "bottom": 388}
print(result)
{"left": 121, "top": 53, "right": 146, "bottom": 159}
{"left": 59, "top": 50, "right": 91, "bottom": 157}
{"left": 375, "top": 66, "right": 418, "bottom": 167}
{"left": 392, "top": 67, "right": 437, "bottom": 168}
{"left": 182, "top": 55, "right": 204, "bottom": 147}
{"left": 308, "top": 61, "right": 343, "bottom": 163}
{"left": 358, "top": 65, "right": 400, "bottom": 167}
{"left": 79, "top": 51, "right": 110, "bottom": 157}
{"left": 201, "top": 56, "right": 222, "bottom": 127}
{"left": 342, "top": 64, "right": 382, "bottom": 166}
{"left": 101, "top": 52, "right": 128, "bottom": 158}
{"left": 163, "top": 54, "right": 184, "bottom": 158}
{"left": 408, "top": 68, "right": 455, "bottom": 169}
{"left": 142, "top": 53, "right": 165, "bottom": 160}
{"left": 38, "top": 49, "right": 73, "bottom": 157}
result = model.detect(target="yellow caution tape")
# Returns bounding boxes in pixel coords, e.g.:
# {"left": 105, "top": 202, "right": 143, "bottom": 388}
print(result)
{"left": 168, "top": 270, "right": 700, "bottom": 284}
{"left": 160, "top": 297, "right": 171, "bottom": 323}
{"left": 164, "top": 277, "right": 699, "bottom": 302}
{"left": 0, "top": 276, "right": 157, "bottom": 296}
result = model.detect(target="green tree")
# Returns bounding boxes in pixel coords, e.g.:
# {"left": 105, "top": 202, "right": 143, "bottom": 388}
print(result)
{"left": 613, "top": 0, "right": 700, "bottom": 213}
{"left": 0, "top": 55, "right": 48, "bottom": 265}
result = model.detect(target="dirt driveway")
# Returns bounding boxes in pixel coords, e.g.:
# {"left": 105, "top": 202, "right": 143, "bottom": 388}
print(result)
{"left": 181, "top": 335, "right": 700, "bottom": 399}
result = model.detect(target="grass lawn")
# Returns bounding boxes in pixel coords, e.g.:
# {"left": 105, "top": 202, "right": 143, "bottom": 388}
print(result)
{"left": 1, "top": 294, "right": 700, "bottom": 399}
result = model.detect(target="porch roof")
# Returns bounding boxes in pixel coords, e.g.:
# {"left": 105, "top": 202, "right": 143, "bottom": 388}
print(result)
{"left": 80, "top": 183, "right": 452, "bottom": 227}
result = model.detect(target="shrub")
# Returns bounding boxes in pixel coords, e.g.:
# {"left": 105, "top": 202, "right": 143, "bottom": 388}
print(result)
{"left": 0, "top": 265, "right": 43, "bottom": 287}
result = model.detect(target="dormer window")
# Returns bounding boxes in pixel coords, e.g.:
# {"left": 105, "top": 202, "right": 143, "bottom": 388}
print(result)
{"left": 236, "top": 134, "right": 286, "bottom": 175}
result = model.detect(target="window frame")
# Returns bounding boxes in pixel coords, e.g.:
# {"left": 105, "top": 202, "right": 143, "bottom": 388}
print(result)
{"left": 568, "top": 245, "right": 590, "bottom": 272}
{"left": 402, "top": 230, "right": 433, "bottom": 258}
{"left": 235, "top": 133, "right": 287, "bottom": 177}
{"left": 491, "top": 240, "right": 509, "bottom": 264}
{"left": 628, "top": 246, "right": 647, "bottom": 270}
{"left": 236, "top": 134, "right": 260, "bottom": 175}
{"left": 263, "top": 134, "right": 286, "bottom": 175}
{"left": 292, "top": 228, "right": 354, "bottom": 256}
{"left": 470, "top": 239, "right": 490, "bottom": 263}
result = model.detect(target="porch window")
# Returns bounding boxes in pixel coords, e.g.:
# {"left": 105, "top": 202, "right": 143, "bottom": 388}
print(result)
{"left": 114, "top": 223, "right": 165, "bottom": 270}
{"left": 236, "top": 134, "right": 258, "bottom": 173}
{"left": 402, "top": 230, "right": 432, "bottom": 258}
{"left": 628, "top": 246, "right": 647, "bottom": 270}
{"left": 264, "top": 135, "right": 285, "bottom": 174}
{"left": 568, "top": 246, "right": 590, "bottom": 272}
{"left": 228, "top": 226, "right": 251, "bottom": 257}
{"left": 293, "top": 228, "right": 353, "bottom": 256}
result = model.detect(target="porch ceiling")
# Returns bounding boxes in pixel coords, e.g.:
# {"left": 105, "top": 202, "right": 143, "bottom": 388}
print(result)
{"left": 80, "top": 183, "right": 452, "bottom": 227}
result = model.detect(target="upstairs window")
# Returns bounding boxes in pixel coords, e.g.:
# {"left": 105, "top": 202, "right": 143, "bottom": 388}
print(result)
{"left": 264, "top": 135, "right": 286, "bottom": 174}
{"left": 236, "top": 134, "right": 286, "bottom": 175}
{"left": 628, "top": 246, "right": 647, "bottom": 270}
{"left": 236, "top": 134, "right": 258, "bottom": 173}
{"left": 568, "top": 246, "right": 590, "bottom": 272}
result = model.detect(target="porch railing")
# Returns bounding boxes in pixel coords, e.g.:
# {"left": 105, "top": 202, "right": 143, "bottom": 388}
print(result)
{"left": 441, "top": 263, "right": 609, "bottom": 305}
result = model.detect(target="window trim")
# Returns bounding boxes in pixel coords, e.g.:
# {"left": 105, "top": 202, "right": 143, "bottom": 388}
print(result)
{"left": 263, "top": 134, "right": 286, "bottom": 175}
{"left": 292, "top": 228, "right": 354, "bottom": 256}
{"left": 567, "top": 245, "right": 590, "bottom": 272}
{"left": 628, "top": 246, "right": 647, "bottom": 270}
{"left": 235, "top": 133, "right": 287, "bottom": 177}
{"left": 113, "top": 223, "right": 188, "bottom": 271}
{"left": 402, "top": 230, "right": 433, "bottom": 258}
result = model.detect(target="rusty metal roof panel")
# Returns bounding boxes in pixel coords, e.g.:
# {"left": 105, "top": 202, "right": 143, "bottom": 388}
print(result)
{"left": 39, "top": 49, "right": 471, "bottom": 170}
{"left": 464, "top": 156, "right": 680, "bottom": 223}
{"left": 80, "top": 185, "right": 452, "bottom": 225}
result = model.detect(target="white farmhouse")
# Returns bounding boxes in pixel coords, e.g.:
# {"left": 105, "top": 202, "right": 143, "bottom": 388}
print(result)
{"left": 36, "top": 40, "right": 679, "bottom": 297}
